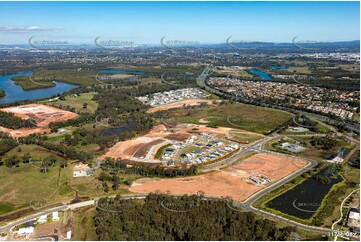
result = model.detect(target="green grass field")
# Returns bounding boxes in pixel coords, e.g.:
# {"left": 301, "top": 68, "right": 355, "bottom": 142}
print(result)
{"left": 41, "top": 92, "right": 98, "bottom": 113}
{"left": 163, "top": 102, "right": 292, "bottom": 134}
{"left": 227, "top": 131, "right": 264, "bottom": 144}
{"left": 155, "top": 143, "right": 172, "bottom": 159}
{"left": 0, "top": 144, "right": 136, "bottom": 217}
{"left": 72, "top": 207, "right": 98, "bottom": 240}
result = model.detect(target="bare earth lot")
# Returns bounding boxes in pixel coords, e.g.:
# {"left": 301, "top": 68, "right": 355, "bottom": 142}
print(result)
{"left": 130, "top": 153, "right": 307, "bottom": 201}
{"left": 0, "top": 104, "right": 78, "bottom": 138}
{"left": 146, "top": 99, "right": 221, "bottom": 113}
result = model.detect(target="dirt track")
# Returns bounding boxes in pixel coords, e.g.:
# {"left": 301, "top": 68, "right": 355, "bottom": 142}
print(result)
{"left": 129, "top": 153, "right": 307, "bottom": 201}
{"left": 0, "top": 104, "right": 78, "bottom": 138}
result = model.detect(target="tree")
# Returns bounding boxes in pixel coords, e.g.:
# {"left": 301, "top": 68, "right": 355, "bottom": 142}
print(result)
{"left": 83, "top": 102, "right": 88, "bottom": 109}
{"left": 22, "top": 153, "right": 31, "bottom": 163}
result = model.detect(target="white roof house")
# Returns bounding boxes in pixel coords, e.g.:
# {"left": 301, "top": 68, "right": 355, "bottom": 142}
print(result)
{"left": 73, "top": 163, "right": 93, "bottom": 178}
{"left": 37, "top": 215, "right": 47, "bottom": 224}
{"left": 66, "top": 231, "right": 72, "bottom": 240}
{"left": 349, "top": 210, "right": 360, "bottom": 220}
{"left": 52, "top": 211, "right": 59, "bottom": 221}
{"left": 17, "top": 227, "right": 34, "bottom": 235}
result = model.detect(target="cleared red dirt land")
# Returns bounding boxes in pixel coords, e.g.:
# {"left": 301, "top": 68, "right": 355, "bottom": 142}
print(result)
{"left": 146, "top": 99, "right": 221, "bottom": 113}
{"left": 130, "top": 153, "right": 307, "bottom": 201}
{"left": 0, "top": 104, "right": 78, "bottom": 138}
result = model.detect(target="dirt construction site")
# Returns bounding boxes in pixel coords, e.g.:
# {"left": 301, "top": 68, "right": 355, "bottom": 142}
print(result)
{"left": 129, "top": 153, "right": 307, "bottom": 202}
{"left": 99, "top": 124, "right": 234, "bottom": 163}
{"left": 146, "top": 99, "right": 221, "bottom": 113}
{"left": 0, "top": 104, "right": 78, "bottom": 138}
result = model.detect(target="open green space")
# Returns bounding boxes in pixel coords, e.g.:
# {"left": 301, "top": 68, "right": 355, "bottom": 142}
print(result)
{"left": 73, "top": 207, "right": 98, "bottom": 241}
{"left": 227, "top": 131, "right": 264, "bottom": 144}
{"left": 0, "top": 144, "right": 135, "bottom": 217}
{"left": 155, "top": 143, "right": 172, "bottom": 159}
{"left": 162, "top": 101, "right": 292, "bottom": 134}
{"left": 41, "top": 92, "right": 98, "bottom": 113}
{"left": 264, "top": 136, "right": 352, "bottom": 162}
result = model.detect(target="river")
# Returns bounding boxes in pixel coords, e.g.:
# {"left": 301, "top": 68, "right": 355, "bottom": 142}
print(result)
{"left": 0, "top": 72, "right": 78, "bottom": 104}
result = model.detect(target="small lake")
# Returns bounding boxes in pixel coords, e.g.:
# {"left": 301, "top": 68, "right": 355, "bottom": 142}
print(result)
{"left": 325, "top": 147, "right": 352, "bottom": 160}
{"left": 270, "top": 66, "right": 288, "bottom": 71}
{"left": 100, "top": 121, "right": 138, "bottom": 136}
{"left": 266, "top": 166, "right": 343, "bottom": 219}
{"left": 0, "top": 72, "right": 78, "bottom": 104}
{"left": 249, "top": 68, "right": 272, "bottom": 81}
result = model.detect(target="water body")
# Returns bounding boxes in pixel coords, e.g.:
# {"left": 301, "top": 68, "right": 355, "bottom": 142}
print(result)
{"left": 100, "top": 121, "right": 138, "bottom": 136}
{"left": 0, "top": 72, "right": 78, "bottom": 104}
{"left": 99, "top": 69, "right": 145, "bottom": 75}
{"left": 266, "top": 166, "right": 343, "bottom": 219}
{"left": 325, "top": 147, "right": 352, "bottom": 160}
{"left": 270, "top": 66, "right": 288, "bottom": 71}
{"left": 249, "top": 68, "right": 272, "bottom": 81}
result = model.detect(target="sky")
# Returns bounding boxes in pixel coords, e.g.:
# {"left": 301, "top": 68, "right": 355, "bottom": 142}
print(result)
{"left": 0, "top": 1, "right": 359, "bottom": 44}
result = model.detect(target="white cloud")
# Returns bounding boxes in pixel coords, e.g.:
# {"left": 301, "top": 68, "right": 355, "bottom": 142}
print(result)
{"left": 0, "top": 26, "right": 62, "bottom": 33}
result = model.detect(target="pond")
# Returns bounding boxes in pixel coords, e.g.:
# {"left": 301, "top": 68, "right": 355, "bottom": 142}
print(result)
{"left": 0, "top": 72, "right": 78, "bottom": 104}
{"left": 100, "top": 121, "right": 138, "bottom": 136}
{"left": 266, "top": 166, "right": 343, "bottom": 219}
{"left": 249, "top": 68, "right": 272, "bottom": 81}
{"left": 270, "top": 66, "right": 288, "bottom": 71}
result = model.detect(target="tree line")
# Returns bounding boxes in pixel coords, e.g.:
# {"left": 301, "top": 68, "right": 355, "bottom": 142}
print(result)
{"left": 0, "top": 111, "right": 36, "bottom": 129}
{"left": 94, "top": 193, "right": 296, "bottom": 241}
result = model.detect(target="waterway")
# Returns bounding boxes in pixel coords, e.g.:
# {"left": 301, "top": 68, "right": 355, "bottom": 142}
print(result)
{"left": 0, "top": 72, "right": 78, "bottom": 104}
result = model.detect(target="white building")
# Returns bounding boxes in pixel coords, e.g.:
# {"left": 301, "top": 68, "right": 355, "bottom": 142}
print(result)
{"left": 73, "top": 163, "right": 93, "bottom": 178}
{"left": 17, "top": 227, "right": 34, "bottom": 236}
{"left": 37, "top": 215, "right": 47, "bottom": 224}
{"left": 52, "top": 211, "right": 59, "bottom": 221}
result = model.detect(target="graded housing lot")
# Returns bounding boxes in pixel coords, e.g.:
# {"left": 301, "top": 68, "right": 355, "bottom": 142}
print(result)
{"left": 146, "top": 99, "right": 221, "bottom": 113}
{"left": 99, "top": 124, "right": 233, "bottom": 163}
{"left": 0, "top": 104, "right": 78, "bottom": 138}
{"left": 130, "top": 153, "right": 307, "bottom": 201}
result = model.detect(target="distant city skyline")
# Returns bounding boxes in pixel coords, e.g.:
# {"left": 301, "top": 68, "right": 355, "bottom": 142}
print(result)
{"left": 0, "top": 1, "right": 359, "bottom": 44}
